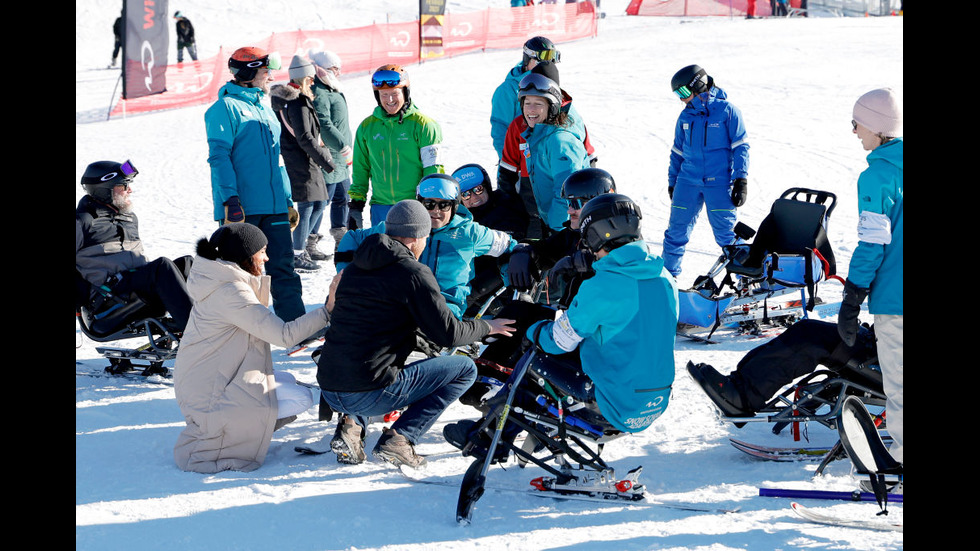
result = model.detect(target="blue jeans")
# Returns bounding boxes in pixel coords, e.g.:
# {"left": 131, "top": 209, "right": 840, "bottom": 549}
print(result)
{"left": 328, "top": 178, "right": 351, "bottom": 229}
{"left": 291, "top": 200, "right": 327, "bottom": 250}
{"left": 320, "top": 355, "right": 477, "bottom": 444}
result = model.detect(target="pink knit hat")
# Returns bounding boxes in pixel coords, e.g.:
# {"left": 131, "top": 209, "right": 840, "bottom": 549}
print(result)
{"left": 853, "top": 88, "right": 902, "bottom": 137}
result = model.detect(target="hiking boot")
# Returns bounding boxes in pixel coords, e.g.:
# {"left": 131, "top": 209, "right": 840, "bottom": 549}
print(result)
{"left": 443, "top": 420, "right": 509, "bottom": 463}
{"left": 330, "top": 415, "right": 366, "bottom": 465}
{"left": 372, "top": 427, "right": 427, "bottom": 469}
{"left": 293, "top": 251, "right": 320, "bottom": 273}
{"left": 306, "top": 234, "right": 332, "bottom": 261}
{"left": 328, "top": 227, "right": 347, "bottom": 253}
{"left": 687, "top": 362, "right": 754, "bottom": 417}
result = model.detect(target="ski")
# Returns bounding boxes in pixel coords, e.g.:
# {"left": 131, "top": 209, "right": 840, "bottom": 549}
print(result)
{"left": 760, "top": 487, "right": 903, "bottom": 503}
{"left": 730, "top": 438, "right": 832, "bottom": 461}
{"left": 75, "top": 366, "right": 173, "bottom": 385}
{"left": 790, "top": 502, "right": 902, "bottom": 532}
{"left": 399, "top": 470, "right": 740, "bottom": 514}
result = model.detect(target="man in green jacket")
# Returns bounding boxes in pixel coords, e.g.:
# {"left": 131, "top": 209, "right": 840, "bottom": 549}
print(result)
{"left": 348, "top": 64, "right": 444, "bottom": 228}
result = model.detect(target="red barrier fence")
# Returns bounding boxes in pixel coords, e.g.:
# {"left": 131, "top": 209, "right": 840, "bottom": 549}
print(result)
{"left": 109, "top": 3, "right": 598, "bottom": 118}
{"left": 626, "top": 0, "right": 802, "bottom": 17}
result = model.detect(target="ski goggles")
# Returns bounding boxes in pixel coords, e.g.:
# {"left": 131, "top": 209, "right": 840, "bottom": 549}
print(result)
{"left": 119, "top": 159, "right": 139, "bottom": 178}
{"left": 520, "top": 73, "right": 559, "bottom": 96}
{"left": 242, "top": 52, "right": 281, "bottom": 71}
{"left": 566, "top": 196, "right": 596, "bottom": 210}
{"left": 673, "top": 85, "right": 695, "bottom": 99}
{"left": 372, "top": 69, "right": 404, "bottom": 88}
{"left": 460, "top": 185, "right": 485, "bottom": 200}
{"left": 418, "top": 197, "right": 455, "bottom": 212}
{"left": 524, "top": 45, "right": 560, "bottom": 63}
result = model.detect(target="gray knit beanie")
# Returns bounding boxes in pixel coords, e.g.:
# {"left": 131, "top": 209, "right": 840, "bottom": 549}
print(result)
{"left": 288, "top": 55, "right": 315, "bottom": 81}
{"left": 853, "top": 88, "right": 902, "bottom": 137}
{"left": 385, "top": 200, "right": 431, "bottom": 238}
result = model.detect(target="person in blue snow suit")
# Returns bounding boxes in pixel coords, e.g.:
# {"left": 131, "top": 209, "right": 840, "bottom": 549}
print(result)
{"left": 837, "top": 88, "right": 903, "bottom": 464}
{"left": 334, "top": 173, "right": 521, "bottom": 320}
{"left": 443, "top": 193, "right": 678, "bottom": 450}
{"left": 204, "top": 46, "right": 306, "bottom": 323}
{"left": 519, "top": 72, "right": 591, "bottom": 233}
{"left": 663, "top": 64, "right": 750, "bottom": 279}
{"left": 489, "top": 36, "right": 561, "bottom": 159}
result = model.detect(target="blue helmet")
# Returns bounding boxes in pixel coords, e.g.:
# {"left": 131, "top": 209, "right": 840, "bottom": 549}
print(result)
{"left": 452, "top": 163, "right": 492, "bottom": 195}
{"left": 416, "top": 173, "right": 459, "bottom": 200}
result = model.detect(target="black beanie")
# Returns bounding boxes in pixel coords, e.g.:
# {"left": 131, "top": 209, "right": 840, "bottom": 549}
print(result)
{"left": 203, "top": 223, "right": 268, "bottom": 264}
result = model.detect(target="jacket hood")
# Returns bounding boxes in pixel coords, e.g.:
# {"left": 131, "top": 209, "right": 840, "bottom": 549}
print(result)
{"left": 270, "top": 83, "right": 302, "bottom": 102}
{"left": 593, "top": 241, "right": 668, "bottom": 281}
{"left": 688, "top": 86, "right": 727, "bottom": 112}
{"left": 352, "top": 232, "right": 416, "bottom": 271}
{"left": 186, "top": 256, "right": 270, "bottom": 306}
{"left": 868, "top": 137, "right": 903, "bottom": 171}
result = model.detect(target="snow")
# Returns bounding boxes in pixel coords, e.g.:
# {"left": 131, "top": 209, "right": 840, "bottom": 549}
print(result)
{"left": 76, "top": 1, "right": 903, "bottom": 549}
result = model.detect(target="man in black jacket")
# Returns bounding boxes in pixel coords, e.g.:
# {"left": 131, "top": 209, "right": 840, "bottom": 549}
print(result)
{"left": 316, "top": 200, "right": 515, "bottom": 469}
{"left": 173, "top": 11, "right": 198, "bottom": 63}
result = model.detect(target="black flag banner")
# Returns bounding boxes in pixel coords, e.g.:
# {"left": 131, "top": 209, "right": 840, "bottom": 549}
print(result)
{"left": 122, "top": 0, "right": 169, "bottom": 99}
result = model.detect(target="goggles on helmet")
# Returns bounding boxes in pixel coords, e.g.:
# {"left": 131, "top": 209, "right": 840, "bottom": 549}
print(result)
{"left": 673, "top": 85, "right": 694, "bottom": 99}
{"left": 119, "top": 160, "right": 139, "bottom": 178}
{"left": 524, "top": 45, "right": 560, "bottom": 63}
{"left": 372, "top": 69, "right": 405, "bottom": 89}
{"left": 242, "top": 51, "right": 281, "bottom": 71}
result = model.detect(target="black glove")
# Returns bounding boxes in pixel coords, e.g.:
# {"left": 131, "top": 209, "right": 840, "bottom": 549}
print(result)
{"left": 348, "top": 200, "right": 365, "bottom": 230}
{"left": 837, "top": 279, "right": 870, "bottom": 347}
{"left": 668, "top": 186, "right": 674, "bottom": 200}
{"left": 731, "top": 178, "right": 748, "bottom": 207}
{"left": 223, "top": 196, "right": 245, "bottom": 223}
{"left": 507, "top": 245, "right": 536, "bottom": 291}
{"left": 548, "top": 249, "right": 595, "bottom": 289}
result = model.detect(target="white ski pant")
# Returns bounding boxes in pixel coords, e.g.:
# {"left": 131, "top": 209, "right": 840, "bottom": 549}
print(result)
{"left": 274, "top": 371, "right": 315, "bottom": 419}
{"left": 875, "top": 314, "right": 903, "bottom": 464}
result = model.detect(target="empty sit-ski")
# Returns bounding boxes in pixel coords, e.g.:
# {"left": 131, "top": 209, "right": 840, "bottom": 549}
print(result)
{"left": 677, "top": 187, "right": 843, "bottom": 341}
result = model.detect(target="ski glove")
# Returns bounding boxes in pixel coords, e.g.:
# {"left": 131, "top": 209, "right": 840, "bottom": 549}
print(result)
{"left": 668, "top": 186, "right": 674, "bottom": 200}
{"left": 288, "top": 206, "right": 300, "bottom": 231}
{"left": 223, "top": 196, "right": 245, "bottom": 224}
{"left": 507, "top": 245, "right": 536, "bottom": 291}
{"left": 731, "top": 178, "right": 748, "bottom": 207}
{"left": 348, "top": 200, "right": 365, "bottom": 230}
{"left": 548, "top": 250, "right": 595, "bottom": 289}
{"left": 837, "top": 279, "right": 870, "bottom": 347}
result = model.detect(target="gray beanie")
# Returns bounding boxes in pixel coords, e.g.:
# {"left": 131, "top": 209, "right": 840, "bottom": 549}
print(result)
{"left": 288, "top": 55, "right": 315, "bottom": 81}
{"left": 853, "top": 88, "right": 902, "bottom": 137}
{"left": 385, "top": 200, "right": 431, "bottom": 238}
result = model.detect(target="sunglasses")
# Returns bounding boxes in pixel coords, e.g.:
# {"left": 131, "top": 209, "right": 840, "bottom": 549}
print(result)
{"left": 566, "top": 196, "right": 593, "bottom": 210}
{"left": 851, "top": 119, "right": 858, "bottom": 131}
{"left": 418, "top": 197, "right": 454, "bottom": 212}
{"left": 524, "top": 46, "right": 560, "bottom": 63}
{"left": 372, "top": 69, "right": 403, "bottom": 88}
{"left": 460, "top": 185, "right": 485, "bottom": 200}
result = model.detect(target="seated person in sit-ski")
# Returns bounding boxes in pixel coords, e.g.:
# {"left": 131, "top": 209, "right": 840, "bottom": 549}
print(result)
{"left": 444, "top": 193, "right": 679, "bottom": 453}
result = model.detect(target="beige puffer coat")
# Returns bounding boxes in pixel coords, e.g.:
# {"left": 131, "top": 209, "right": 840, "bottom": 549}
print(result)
{"left": 173, "top": 257, "right": 328, "bottom": 473}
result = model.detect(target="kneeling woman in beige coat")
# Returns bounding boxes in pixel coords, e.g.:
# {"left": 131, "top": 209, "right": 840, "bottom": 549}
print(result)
{"left": 174, "top": 223, "right": 336, "bottom": 473}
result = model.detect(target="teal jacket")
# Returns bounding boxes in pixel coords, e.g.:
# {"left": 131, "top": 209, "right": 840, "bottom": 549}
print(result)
{"left": 490, "top": 63, "right": 528, "bottom": 159}
{"left": 337, "top": 208, "right": 517, "bottom": 318}
{"left": 532, "top": 241, "right": 679, "bottom": 433}
{"left": 205, "top": 81, "right": 292, "bottom": 221}
{"left": 847, "top": 138, "right": 903, "bottom": 315}
{"left": 522, "top": 116, "right": 591, "bottom": 232}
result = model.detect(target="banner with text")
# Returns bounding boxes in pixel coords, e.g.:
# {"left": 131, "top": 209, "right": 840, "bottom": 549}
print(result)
{"left": 122, "top": 0, "right": 169, "bottom": 100}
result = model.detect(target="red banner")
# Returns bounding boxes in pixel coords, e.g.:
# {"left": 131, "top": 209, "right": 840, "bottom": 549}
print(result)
{"left": 109, "top": 3, "right": 597, "bottom": 118}
{"left": 626, "top": 0, "right": 802, "bottom": 16}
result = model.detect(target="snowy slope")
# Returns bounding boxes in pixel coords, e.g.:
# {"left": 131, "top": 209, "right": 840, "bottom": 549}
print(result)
{"left": 76, "top": 1, "right": 903, "bottom": 549}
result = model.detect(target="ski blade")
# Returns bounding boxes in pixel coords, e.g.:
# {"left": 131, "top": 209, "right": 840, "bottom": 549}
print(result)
{"left": 791, "top": 502, "right": 902, "bottom": 532}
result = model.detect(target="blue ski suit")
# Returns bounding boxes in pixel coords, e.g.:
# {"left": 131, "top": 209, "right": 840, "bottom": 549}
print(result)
{"left": 336, "top": 208, "right": 517, "bottom": 319}
{"left": 530, "top": 241, "right": 679, "bottom": 433}
{"left": 663, "top": 86, "right": 749, "bottom": 277}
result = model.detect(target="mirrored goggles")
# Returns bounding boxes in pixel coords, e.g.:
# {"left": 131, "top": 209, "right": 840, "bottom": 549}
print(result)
{"left": 119, "top": 159, "right": 139, "bottom": 177}
{"left": 673, "top": 85, "right": 694, "bottom": 99}
{"left": 418, "top": 197, "right": 455, "bottom": 212}
{"left": 524, "top": 45, "right": 560, "bottom": 63}
{"left": 245, "top": 51, "right": 282, "bottom": 71}
{"left": 566, "top": 196, "right": 594, "bottom": 210}
{"left": 460, "top": 185, "right": 485, "bottom": 200}
{"left": 372, "top": 69, "right": 404, "bottom": 88}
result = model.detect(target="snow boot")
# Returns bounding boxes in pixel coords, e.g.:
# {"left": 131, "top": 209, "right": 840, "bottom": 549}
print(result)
{"left": 372, "top": 427, "right": 427, "bottom": 469}
{"left": 306, "top": 234, "right": 332, "bottom": 261}
{"left": 328, "top": 227, "right": 347, "bottom": 254}
{"left": 293, "top": 250, "right": 320, "bottom": 273}
{"left": 443, "top": 420, "right": 510, "bottom": 463}
{"left": 330, "top": 415, "right": 366, "bottom": 465}
{"left": 687, "top": 362, "right": 754, "bottom": 417}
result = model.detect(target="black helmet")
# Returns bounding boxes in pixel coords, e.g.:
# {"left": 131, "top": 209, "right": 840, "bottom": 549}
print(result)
{"left": 562, "top": 168, "right": 616, "bottom": 209}
{"left": 80, "top": 160, "right": 138, "bottom": 203}
{"left": 578, "top": 193, "right": 643, "bottom": 254}
{"left": 518, "top": 72, "right": 562, "bottom": 121}
{"left": 522, "top": 36, "right": 560, "bottom": 70}
{"left": 671, "top": 64, "right": 710, "bottom": 99}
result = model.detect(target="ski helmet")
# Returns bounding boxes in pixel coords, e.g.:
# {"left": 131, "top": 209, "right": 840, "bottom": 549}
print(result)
{"left": 416, "top": 173, "right": 461, "bottom": 216}
{"left": 371, "top": 64, "right": 411, "bottom": 108}
{"left": 81, "top": 160, "right": 138, "bottom": 204}
{"left": 452, "top": 164, "right": 492, "bottom": 196}
{"left": 562, "top": 168, "right": 616, "bottom": 210}
{"left": 228, "top": 46, "right": 281, "bottom": 82}
{"left": 578, "top": 193, "right": 643, "bottom": 254}
{"left": 518, "top": 73, "right": 562, "bottom": 121}
{"left": 522, "top": 36, "right": 560, "bottom": 70}
{"left": 671, "top": 64, "right": 710, "bottom": 99}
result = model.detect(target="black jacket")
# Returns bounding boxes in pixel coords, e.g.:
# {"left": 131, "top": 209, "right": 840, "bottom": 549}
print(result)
{"left": 270, "top": 84, "right": 335, "bottom": 202}
{"left": 316, "top": 233, "right": 491, "bottom": 392}
{"left": 175, "top": 18, "right": 195, "bottom": 44}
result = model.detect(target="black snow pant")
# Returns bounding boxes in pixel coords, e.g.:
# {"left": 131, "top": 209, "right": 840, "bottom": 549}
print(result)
{"left": 113, "top": 256, "right": 194, "bottom": 331}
